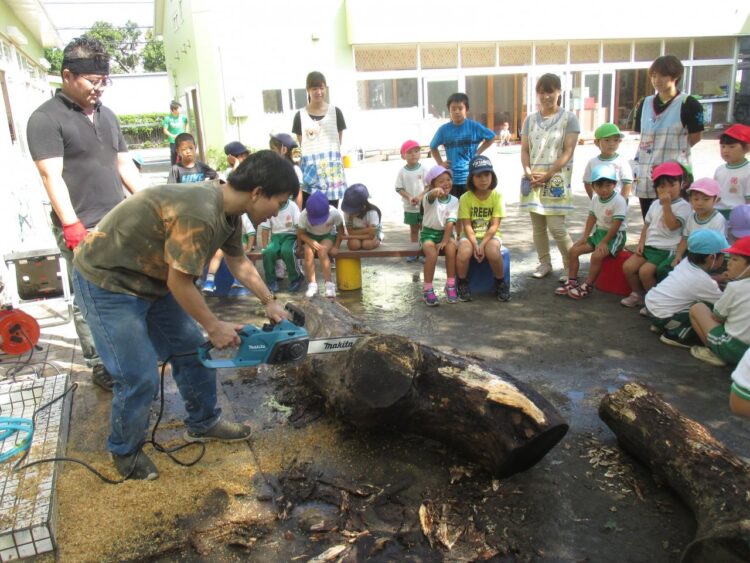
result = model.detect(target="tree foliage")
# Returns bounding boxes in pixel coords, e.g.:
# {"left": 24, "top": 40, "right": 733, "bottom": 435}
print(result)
{"left": 43, "top": 47, "right": 63, "bottom": 74}
{"left": 142, "top": 30, "right": 166, "bottom": 72}
{"left": 83, "top": 20, "right": 141, "bottom": 74}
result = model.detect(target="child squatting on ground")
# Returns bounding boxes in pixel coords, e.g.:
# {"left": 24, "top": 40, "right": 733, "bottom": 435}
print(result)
{"left": 621, "top": 161, "right": 691, "bottom": 309}
{"left": 420, "top": 165, "right": 459, "bottom": 306}
{"left": 341, "top": 184, "right": 382, "bottom": 250}
{"left": 259, "top": 197, "right": 304, "bottom": 294}
{"left": 689, "top": 236, "right": 750, "bottom": 367}
{"left": 556, "top": 164, "right": 627, "bottom": 300}
{"left": 670, "top": 177, "right": 726, "bottom": 266}
{"left": 395, "top": 139, "right": 426, "bottom": 259}
{"left": 714, "top": 123, "right": 750, "bottom": 220}
{"left": 298, "top": 190, "right": 345, "bottom": 299}
{"left": 455, "top": 155, "right": 509, "bottom": 302}
{"left": 644, "top": 229, "right": 727, "bottom": 349}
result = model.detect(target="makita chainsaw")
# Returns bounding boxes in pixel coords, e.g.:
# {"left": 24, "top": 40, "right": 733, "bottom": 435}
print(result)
{"left": 197, "top": 303, "right": 360, "bottom": 369}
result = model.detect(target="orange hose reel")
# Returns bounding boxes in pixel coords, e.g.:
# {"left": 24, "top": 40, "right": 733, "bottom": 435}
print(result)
{"left": 0, "top": 308, "right": 40, "bottom": 356}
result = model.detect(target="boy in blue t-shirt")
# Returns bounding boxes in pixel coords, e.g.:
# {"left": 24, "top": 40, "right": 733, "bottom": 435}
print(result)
{"left": 429, "top": 93, "right": 496, "bottom": 200}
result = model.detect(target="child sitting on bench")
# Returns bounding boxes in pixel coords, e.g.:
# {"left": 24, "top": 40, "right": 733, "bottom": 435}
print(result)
{"left": 340, "top": 184, "right": 382, "bottom": 250}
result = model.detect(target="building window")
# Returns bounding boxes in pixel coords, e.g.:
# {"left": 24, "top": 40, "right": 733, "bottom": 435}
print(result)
{"left": 262, "top": 89, "right": 283, "bottom": 114}
{"left": 421, "top": 46, "right": 458, "bottom": 69}
{"left": 570, "top": 43, "right": 599, "bottom": 64}
{"left": 356, "top": 78, "right": 418, "bottom": 110}
{"left": 461, "top": 44, "right": 496, "bottom": 68}
{"left": 664, "top": 40, "right": 690, "bottom": 61}
{"left": 290, "top": 88, "right": 307, "bottom": 110}
{"left": 694, "top": 37, "right": 734, "bottom": 60}
{"left": 354, "top": 46, "right": 417, "bottom": 71}
{"left": 603, "top": 42, "right": 631, "bottom": 63}
{"left": 634, "top": 41, "right": 660, "bottom": 62}
{"left": 499, "top": 44, "right": 532, "bottom": 66}
{"left": 692, "top": 65, "right": 732, "bottom": 99}
{"left": 535, "top": 43, "right": 566, "bottom": 65}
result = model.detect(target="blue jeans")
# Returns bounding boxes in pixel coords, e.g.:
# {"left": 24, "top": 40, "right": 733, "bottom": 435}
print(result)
{"left": 72, "top": 269, "right": 221, "bottom": 455}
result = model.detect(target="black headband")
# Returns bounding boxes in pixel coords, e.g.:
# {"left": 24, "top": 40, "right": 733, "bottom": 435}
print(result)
{"left": 63, "top": 57, "right": 110, "bottom": 75}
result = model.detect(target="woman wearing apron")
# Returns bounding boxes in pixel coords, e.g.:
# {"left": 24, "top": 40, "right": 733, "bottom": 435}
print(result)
{"left": 520, "top": 73, "right": 581, "bottom": 280}
{"left": 292, "top": 71, "right": 347, "bottom": 208}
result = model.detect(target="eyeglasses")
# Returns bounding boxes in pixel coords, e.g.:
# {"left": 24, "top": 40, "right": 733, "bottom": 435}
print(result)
{"left": 79, "top": 75, "right": 112, "bottom": 89}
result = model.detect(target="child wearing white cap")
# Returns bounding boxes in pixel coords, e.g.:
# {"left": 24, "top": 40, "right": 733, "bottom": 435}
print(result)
{"left": 671, "top": 178, "right": 727, "bottom": 266}
{"left": 644, "top": 230, "right": 727, "bottom": 348}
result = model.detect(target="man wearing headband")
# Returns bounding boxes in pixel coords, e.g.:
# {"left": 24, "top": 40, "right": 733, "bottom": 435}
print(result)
{"left": 26, "top": 37, "right": 143, "bottom": 392}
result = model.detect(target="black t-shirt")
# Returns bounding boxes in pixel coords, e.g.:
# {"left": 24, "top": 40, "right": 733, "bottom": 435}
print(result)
{"left": 27, "top": 90, "right": 128, "bottom": 229}
{"left": 167, "top": 161, "right": 218, "bottom": 184}
{"left": 292, "top": 106, "right": 346, "bottom": 137}
{"left": 633, "top": 92, "right": 704, "bottom": 134}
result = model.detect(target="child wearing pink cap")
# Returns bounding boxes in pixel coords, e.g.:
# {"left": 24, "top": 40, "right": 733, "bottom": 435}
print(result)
{"left": 671, "top": 177, "right": 727, "bottom": 266}
{"left": 621, "top": 161, "right": 691, "bottom": 308}
{"left": 395, "top": 140, "right": 426, "bottom": 258}
{"left": 714, "top": 124, "right": 750, "bottom": 219}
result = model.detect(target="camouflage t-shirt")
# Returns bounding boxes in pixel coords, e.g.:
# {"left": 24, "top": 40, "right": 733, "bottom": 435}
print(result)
{"left": 74, "top": 181, "right": 244, "bottom": 301}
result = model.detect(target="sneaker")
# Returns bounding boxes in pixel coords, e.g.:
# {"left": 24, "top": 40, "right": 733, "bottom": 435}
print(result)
{"left": 555, "top": 279, "right": 578, "bottom": 296}
{"left": 620, "top": 292, "right": 644, "bottom": 308}
{"left": 230, "top": 279, "right": 244, "bottom": 289}
{"left": 457, "top": 279, "right": 472, "bottom": 302}
{"left": 92, "top": 364, "right": 114, "bottom": 392}
{"left": 406, "top": 256, "right": 418, "bottom": 263}
{"left": 558, "top": 274, "right": 569, "bottom": 284}
{"left": 531, "top": 263, "right": 552, "bottom": 279}
{"left": 288, "top": 277, "right": 305, "bottom": 293}
{"left": 267, "top": 280, "right": 279, "bottom": 293}
{"left": 568, "top": 282, "right": 593, "bottom": 300}
{"left": 639, "top": 307, "right": 649, "bottom": 317}
{"left": 202, "top": 279, "right": 216, "bottom": 294}
{"left": 690, "top": 346, "right": 727, "bottom": 367}
{"left": 305, "top": 283, "right": 318, "bottom": 298}
{"left": 423, "top": 288, "right": 439, "bottom": 306}
{"left": 444, "top": 284, "right": 458, "bottom": 304}
{"left": 659, "top": 333, "right": 691, "bottom": 349}
{"left": 418, "top": 256, "right": 426, "bottom": 264}
{"left": 496, "top": 280, "right": 510, "bottom": 302}
{"left": 184, "top": 419, "right": 252, "bottom": 443}
{"left": 275, "top": 259, "right": 286, "bottom": 280}
{"left": 649, "top": 324, "right": 664, "bottom": 335}
{"left": 325, "top": 281, "right": 337, "bottom": 299}
{"left": 111, "top": 449, "right": 159, "bottom": 481}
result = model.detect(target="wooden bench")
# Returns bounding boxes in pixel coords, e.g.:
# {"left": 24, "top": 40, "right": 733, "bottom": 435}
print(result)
{"left": 247, "top": 243, "right": 425, "bottom": 290}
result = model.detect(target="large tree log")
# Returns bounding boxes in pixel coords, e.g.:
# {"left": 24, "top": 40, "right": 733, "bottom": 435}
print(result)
{"left": 599, "top": 382, "right": 750, "bottom": 563}
{"left": 291, "top": 299, "right": 568, "bottom": 477}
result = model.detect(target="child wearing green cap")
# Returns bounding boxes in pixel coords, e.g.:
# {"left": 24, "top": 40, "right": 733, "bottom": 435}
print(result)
{"left": 582, "top": 123, "right": 633, "bottom": 201}
{"left": 644, "top": 229, "right": 727, "bottom": 348}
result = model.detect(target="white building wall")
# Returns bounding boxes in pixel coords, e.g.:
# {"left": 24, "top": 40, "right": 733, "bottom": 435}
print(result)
{"left": 106, "top": 72, "right": 171, "bottom": 115}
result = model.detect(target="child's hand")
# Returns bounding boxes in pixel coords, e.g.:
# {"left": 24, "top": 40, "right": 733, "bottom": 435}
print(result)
{"left": 436, "top": 241, "right": 446, "bottom": 253}
{"left": 656, "top": 185, "right": 671, "bottom": 205}
{"left": 594, "top": 242, "right": 608, "bottom": 257}
{"left": 308, "top": 240, "right": 322, "bottom": 253}
{"left": 442, "top": 160, "right": 451, "bottom": 170}
{"left": 409, "top": 196, "right": 419, "bottom": 205}
{"left": 636, "top": 243, "right": 645, "bottom": 256}
{"left": 670, "top": 257, "right": 680, "bottom": 268}
{"left": 473, "top": 241, "right": 484, "bottom": 262}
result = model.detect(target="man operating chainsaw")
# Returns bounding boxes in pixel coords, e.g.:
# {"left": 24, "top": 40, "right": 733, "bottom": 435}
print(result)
{"left": 72, "top": 150, "right": 297, "bottom": 481}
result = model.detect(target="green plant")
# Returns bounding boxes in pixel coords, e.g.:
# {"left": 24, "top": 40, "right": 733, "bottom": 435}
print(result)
{"left": 205, "top": 147, "right": 228, "bottom": 172}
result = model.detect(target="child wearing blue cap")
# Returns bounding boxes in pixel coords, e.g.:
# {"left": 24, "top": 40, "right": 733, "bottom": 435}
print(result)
{"left": 297, "top": 190, "right": 344, "bottom": 299}
{"left": 582, "top": 123, "right": 633, "bottom": 201}
{"left": 555, "top": 164, "right": 627, "bottom": 299}
{"left": 341, "top": 184, "right": 382, "bottom": 250}
{"left": 644, "top": 229, "right": 727, "bottom": 348}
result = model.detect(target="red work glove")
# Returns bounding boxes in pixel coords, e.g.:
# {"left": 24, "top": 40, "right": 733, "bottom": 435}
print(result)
{"left": 62, "top": 220, "right": 87, "bottom": 250}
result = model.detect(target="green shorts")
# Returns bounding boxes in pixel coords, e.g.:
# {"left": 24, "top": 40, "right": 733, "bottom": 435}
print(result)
{"left": 306, "top": 233, "right": 337, "bottom": 244}
{"left": 643, "top": 245, "right": 675, "bottom": 281}
{"left": 420, "top": 226, "right": 450, "bottom": 246}
{"left": 707, "top": 325, "right": 749, "bottom": 365}
{"left": 648, "top": 309, "right": 693, "bottom": 341}
{"left": 404, "top": 211, "right": 422, "bottom": 226}
{"left": 587, "top": 228, "right": 626, "bottom": 257}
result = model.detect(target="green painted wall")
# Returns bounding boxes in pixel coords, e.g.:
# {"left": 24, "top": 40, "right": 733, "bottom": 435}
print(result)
{"left": 0, "top": 2, "right": 45, "bottom": 62}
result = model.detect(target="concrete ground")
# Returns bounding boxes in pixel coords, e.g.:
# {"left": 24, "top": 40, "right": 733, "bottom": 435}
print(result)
{"left": 9, "top": 137, "right": 749, "bottom": 562}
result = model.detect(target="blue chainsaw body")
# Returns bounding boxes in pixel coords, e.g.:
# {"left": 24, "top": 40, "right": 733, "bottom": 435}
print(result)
{"left": 198, "top": 305, "right": 310, "bottom": 369}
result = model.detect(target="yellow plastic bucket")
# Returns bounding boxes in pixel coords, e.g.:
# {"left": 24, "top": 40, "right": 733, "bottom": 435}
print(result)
{"left": 342, "top": 154, "right": 353, "bottom": 168}
{"left": 336, "top": 257, "right": 362, "bottom": 290}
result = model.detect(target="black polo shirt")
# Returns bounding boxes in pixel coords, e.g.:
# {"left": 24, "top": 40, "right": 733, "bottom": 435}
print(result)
{"left": 27, "top": 90, "right": 128, "bottom": 228}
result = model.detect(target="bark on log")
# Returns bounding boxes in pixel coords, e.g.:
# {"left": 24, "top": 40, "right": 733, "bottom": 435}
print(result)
{"left": 599, "top": 382, "right": 750, "bottom": 563}
{"left": 292, "top": 299, "right": 568, "bottom": 478}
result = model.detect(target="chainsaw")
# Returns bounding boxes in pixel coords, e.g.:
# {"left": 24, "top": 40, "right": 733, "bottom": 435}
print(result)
{"left": 197, "top": 303, "right": 361, "bottom": 369}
